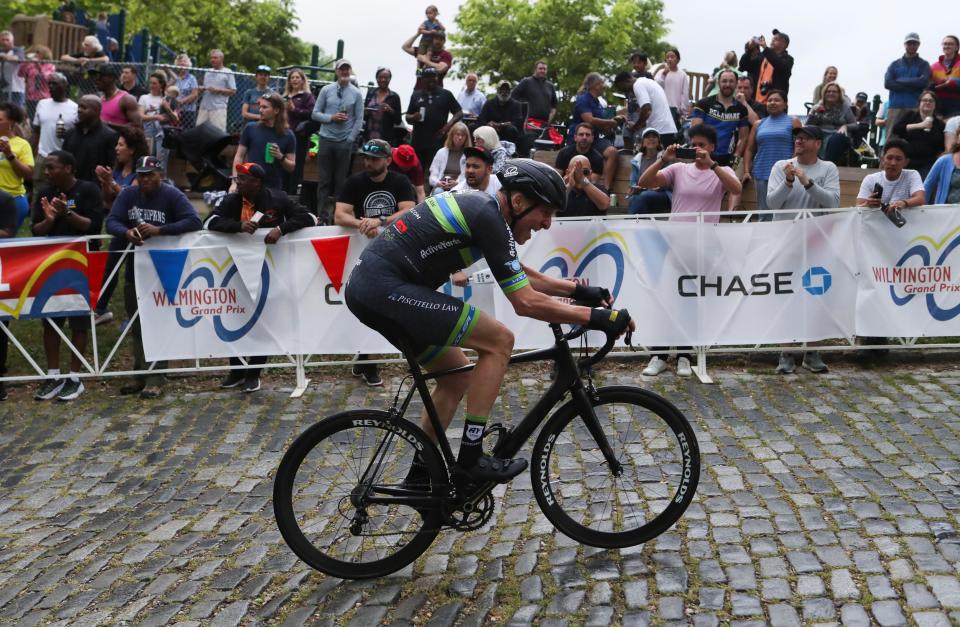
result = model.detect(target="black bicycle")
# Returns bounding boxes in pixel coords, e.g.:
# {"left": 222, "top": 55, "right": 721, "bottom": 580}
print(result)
{"left": 273, "top": 322, "right": 700, "bottom": 579}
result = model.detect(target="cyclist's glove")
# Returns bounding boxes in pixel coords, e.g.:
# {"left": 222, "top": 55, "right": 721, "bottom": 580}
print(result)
{"left": 572, "top": 283, "right": 611, "bottom": 307}
{"left": 587, "top": 307, "right": 631, "bottom": 337}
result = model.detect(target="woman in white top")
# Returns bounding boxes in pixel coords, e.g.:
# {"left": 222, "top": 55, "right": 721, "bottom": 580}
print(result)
{"left": 429, "top": 121, "right": 471, "bottom": 193}
{"left": 654, "top": 48, "right": 690, "bottom": 127}
{"left": 138, "top": 71, "right": 174, "bottom": 174}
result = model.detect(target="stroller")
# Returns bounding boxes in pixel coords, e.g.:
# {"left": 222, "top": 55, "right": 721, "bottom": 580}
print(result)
{"left": 162, "top": 122, "right": 234, "bottom": 192}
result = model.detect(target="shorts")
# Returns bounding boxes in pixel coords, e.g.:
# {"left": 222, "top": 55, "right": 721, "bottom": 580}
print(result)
{"left": 45, "top": 315, "right": 91, "bottom": 332}
{"left": 345, "top": 252, "right": 480, "bottom": 366}
{"left": 592, "top": 137, "right": 614, "bottom": 154}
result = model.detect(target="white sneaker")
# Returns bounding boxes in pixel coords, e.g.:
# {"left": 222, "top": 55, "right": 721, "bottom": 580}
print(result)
{"left": 642, "top": 356, "right": 668, "bottom": 376}
{"left": 676, "top": 357, "right": 693, "bottom": 377}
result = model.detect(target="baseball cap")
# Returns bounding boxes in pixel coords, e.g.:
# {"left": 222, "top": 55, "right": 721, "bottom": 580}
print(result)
{"left": 771, "top": 28, "right": 790, "bottom": 46}
{"left": 497, "top": 80, "right": 512, "bottom": 90}
{"left": 793, "top": 125, "right": 823, "bottom": 141}
{"left": 419, "top": 66, "right": 439, "bottom": 77}
{"left": 904, "top": 32, "right": 920, "bottom": 43}
{"left": 359, "top": 139, "right": 391, "bottom": 159}
{"left": 640, "top": 127, "right": 660, "bottom": 139}
{"left": 255, "top": 64, "right": 271, "bottom": 74}
{"left": 334, "top": 58, "right": 351, "bottom": 70}
{"left": 87, "top": 63, "right": 119, "bottom": 77}
{"left": 136, "top": 156, "right": 163, "bottom": 174}
{"left": 464, "top": 146, "right": 494, "bottom": 165}
{"left": 392, "top": 144, "right": 420, "bottom": 169}
{"left": 235, "top": 162, "right": 266, "bottom": 179}
{"left": 855, "top": 91, "right": 868, "bottom": 101}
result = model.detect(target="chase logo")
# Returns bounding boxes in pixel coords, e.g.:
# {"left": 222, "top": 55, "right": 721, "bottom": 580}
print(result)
{"left": 802, "top": 267, "right": 832, "bottom": 295}
{"left": 539, "top": 232, "right": 627, "bottom": 299}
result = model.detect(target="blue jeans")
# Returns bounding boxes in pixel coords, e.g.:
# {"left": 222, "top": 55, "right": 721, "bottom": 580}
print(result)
{"left": 13, "top": 194, "right": 28, "bottom": 232}
{"left": 627, "top": 190, "right": 672, "bottom": 215}
{"left": 755, "top": 179, "right": 772, "bottom": 222}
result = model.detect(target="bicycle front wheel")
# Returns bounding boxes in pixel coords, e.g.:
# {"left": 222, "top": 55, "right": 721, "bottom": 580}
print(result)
{"left": 531, "top": 386, "right": 699, "bottom": 548}
{"left": 273, "top": 410, "right": 446, "bottom": 579}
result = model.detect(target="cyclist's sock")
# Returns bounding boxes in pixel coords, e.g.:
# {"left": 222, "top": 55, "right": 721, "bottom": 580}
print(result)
{"left": 457, "top": 413, "right": 488, "bottom": 467}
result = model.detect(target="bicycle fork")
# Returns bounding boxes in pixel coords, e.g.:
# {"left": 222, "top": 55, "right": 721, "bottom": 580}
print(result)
{"left": 570, "top": 385, "right": 623, "bottom": 476}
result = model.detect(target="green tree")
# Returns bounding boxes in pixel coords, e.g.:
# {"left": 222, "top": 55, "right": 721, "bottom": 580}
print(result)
{"left": 2, "top": 0, "right": 322, "bottom": 72}
{"left": 451, "top": 0, "right": 669, "bottom": 116}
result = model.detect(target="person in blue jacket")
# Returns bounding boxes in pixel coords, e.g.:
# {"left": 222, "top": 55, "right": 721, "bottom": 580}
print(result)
{"left": 105, "top": 156, "right": 201, "bottom": 398}
{"left": 884, "top": 33, "right": 931, "bottom": 137}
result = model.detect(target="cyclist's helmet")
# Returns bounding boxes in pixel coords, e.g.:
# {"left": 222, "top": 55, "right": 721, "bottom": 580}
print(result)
{"left": 497, "top": 158, "right": 567, "bottom": 226}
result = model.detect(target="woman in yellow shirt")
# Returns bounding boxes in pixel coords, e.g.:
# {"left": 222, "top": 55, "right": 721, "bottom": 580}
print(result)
{"left": 0, "top": 103, "right": 35, "bottom": 230}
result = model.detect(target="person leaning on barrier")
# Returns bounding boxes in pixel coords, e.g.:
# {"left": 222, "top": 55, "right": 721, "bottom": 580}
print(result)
{"left": 638, "top": 124, "right": 741, "bottom": 379}
{"left": 855, "top": 138, "right": 926, "bottom": 360}
{"left": 31, "top": 150, "right": 103, "bottom": 402}
{"left": 0, "top": 189, "right": 18, "bottom": 401}
{"left": 205, "top": 162, "right": 316, "bottom": 393}
{"left": 105, "top": 156, "right": 201, "bottom": 399}
{"left": 335, "top": 139, "right": 417, "bottom": 388}
{"left": 765, "top": 125, "right": 841, "bottom": 375}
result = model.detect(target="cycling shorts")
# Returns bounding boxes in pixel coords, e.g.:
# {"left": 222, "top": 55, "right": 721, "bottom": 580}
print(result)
{"left": 345, "top": 252, "right": 480, "bottom": 366}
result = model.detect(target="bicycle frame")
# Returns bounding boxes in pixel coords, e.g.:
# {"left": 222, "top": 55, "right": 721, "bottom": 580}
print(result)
{"left": 393, "top": 324, "right": 622, "bottom": 486}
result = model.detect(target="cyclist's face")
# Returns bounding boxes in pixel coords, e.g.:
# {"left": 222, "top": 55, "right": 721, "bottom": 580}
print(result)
{"left": 513, "top": 199, "right": 553, "bottom": 244}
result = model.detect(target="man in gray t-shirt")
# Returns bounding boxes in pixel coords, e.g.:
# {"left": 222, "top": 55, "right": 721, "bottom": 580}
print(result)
{"left": 197, "top": 49, "right": 236, "bottom": 131}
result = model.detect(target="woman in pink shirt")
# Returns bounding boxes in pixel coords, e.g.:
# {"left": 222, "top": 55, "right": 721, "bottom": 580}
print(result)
{"left": 636, "top": 124, "right": 741, "bottom": 223}
{"left": 654, "top": 48, "right": 690, "bottom": 128}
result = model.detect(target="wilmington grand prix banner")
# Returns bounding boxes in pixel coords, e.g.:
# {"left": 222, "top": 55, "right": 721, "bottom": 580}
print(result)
{"left": 130, "top": 208, "right": 960, "bottom": 360}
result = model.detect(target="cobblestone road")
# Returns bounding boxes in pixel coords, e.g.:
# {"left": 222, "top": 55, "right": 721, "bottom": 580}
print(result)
{"left": 2, "top": 362, "right": 960, "bottom": 626}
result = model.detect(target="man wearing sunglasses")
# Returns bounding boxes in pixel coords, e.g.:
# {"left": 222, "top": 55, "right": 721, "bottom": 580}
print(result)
{"left": 335, "top": 139, "right": 417, "bottom": 386}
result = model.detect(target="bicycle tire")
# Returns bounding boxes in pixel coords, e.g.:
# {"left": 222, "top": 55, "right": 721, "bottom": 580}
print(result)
{"left": 531, "top": 386, "right": 699, "bottom": 548}
{"left": 273, "top": 410, "right": 446, "bottom": 579}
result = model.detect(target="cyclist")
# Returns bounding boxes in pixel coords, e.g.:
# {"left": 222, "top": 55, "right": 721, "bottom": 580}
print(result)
{"left": 345, "top": 158, "right": 634, "bottom": 483}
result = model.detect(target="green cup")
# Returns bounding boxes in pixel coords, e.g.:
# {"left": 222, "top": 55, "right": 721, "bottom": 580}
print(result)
{"left": 265, "top": 142, "right": 277, "bottom": 164}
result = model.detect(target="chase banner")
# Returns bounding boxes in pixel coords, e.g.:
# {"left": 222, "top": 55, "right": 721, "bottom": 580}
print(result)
{"left": 0, "top": 238, "right": 107, "bottom": 321}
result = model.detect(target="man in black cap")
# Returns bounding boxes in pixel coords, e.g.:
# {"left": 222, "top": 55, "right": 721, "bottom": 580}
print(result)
{"left": 754, "top": 29, "right": 794, "bottom": 104}
{"left": 336, "top": 139, "right": 417, "bottom": 386}
{"left": 405, "top": 67, "right": 462, "bottom": 173}
{"left": 88, "top": 64, "right": 140, "bottom": 128}
{"left": 205, "top": 161, "right": 316, "bottom": 393}
{"left": 452, "top": 146, "right": 501, "bottom": 197}
{"left": 105, "top": 156, "right": 201, "bottom": 398}
{"left": 766, "top": 124, "right": 841, "bottom": 375}
{"left": 477, "top": 80, "right": 524, "bottom": 145}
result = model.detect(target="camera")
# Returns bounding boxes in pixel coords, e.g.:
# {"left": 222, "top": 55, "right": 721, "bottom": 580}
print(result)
{"left": 874, "top": 183, "right": 906, "bottom": 228}
{"left": 675, "top": 147, "right": 698, "bottom": 160}
{"left": 759, "top": 82, "right": 773, "bottom": 96}
{"left": 582, "top": 168, "right": 591, "bottom": 177}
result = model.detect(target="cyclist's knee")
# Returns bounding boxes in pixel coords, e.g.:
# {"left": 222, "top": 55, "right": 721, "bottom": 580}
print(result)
{"left": 484, "top": 325, "right": 514, "bottom": 359}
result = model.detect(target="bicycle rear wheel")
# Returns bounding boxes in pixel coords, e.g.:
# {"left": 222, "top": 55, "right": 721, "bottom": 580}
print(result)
{"left": 531, "top": 386, "right": 699, "bottom": 548}
{"left": 273, "top": 410, "right": 446, "bottom": 579}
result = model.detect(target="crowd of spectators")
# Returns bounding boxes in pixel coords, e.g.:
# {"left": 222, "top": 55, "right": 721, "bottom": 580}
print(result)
{"left": 1, "top": 12, "right": 960, "bottom": 396}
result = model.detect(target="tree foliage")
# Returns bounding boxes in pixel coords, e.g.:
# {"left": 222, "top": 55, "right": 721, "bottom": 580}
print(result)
{"left": 451, "top": 0, "right": 669, "bottom": 112}
{"left": 3, "top": 0, "right": 321, "bottom": 72}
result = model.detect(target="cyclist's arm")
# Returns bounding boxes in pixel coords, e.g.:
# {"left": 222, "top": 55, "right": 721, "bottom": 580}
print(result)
{"left": 505, "top": 284, "right": 591, "bottom": 324}
{"left": 522, "top": 263, "right": 576, "bottom": 298}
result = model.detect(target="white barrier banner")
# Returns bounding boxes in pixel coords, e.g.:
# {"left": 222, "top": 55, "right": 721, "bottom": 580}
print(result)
{"left": 499, "top": 213, "right": 859, "bottom": 347}
{"left": 857, "top": 206, "right": 960, "bottom": 337}
{"left": 135, "top": 227, "right": 392, "bottom": 360}
{"left": 134, "top": 210, "right": 957, "bottom": 361}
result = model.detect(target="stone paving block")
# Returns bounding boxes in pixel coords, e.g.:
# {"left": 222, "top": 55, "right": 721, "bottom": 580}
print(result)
{"left": 872, "top": 600, "right": 908, "bottom": 626}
